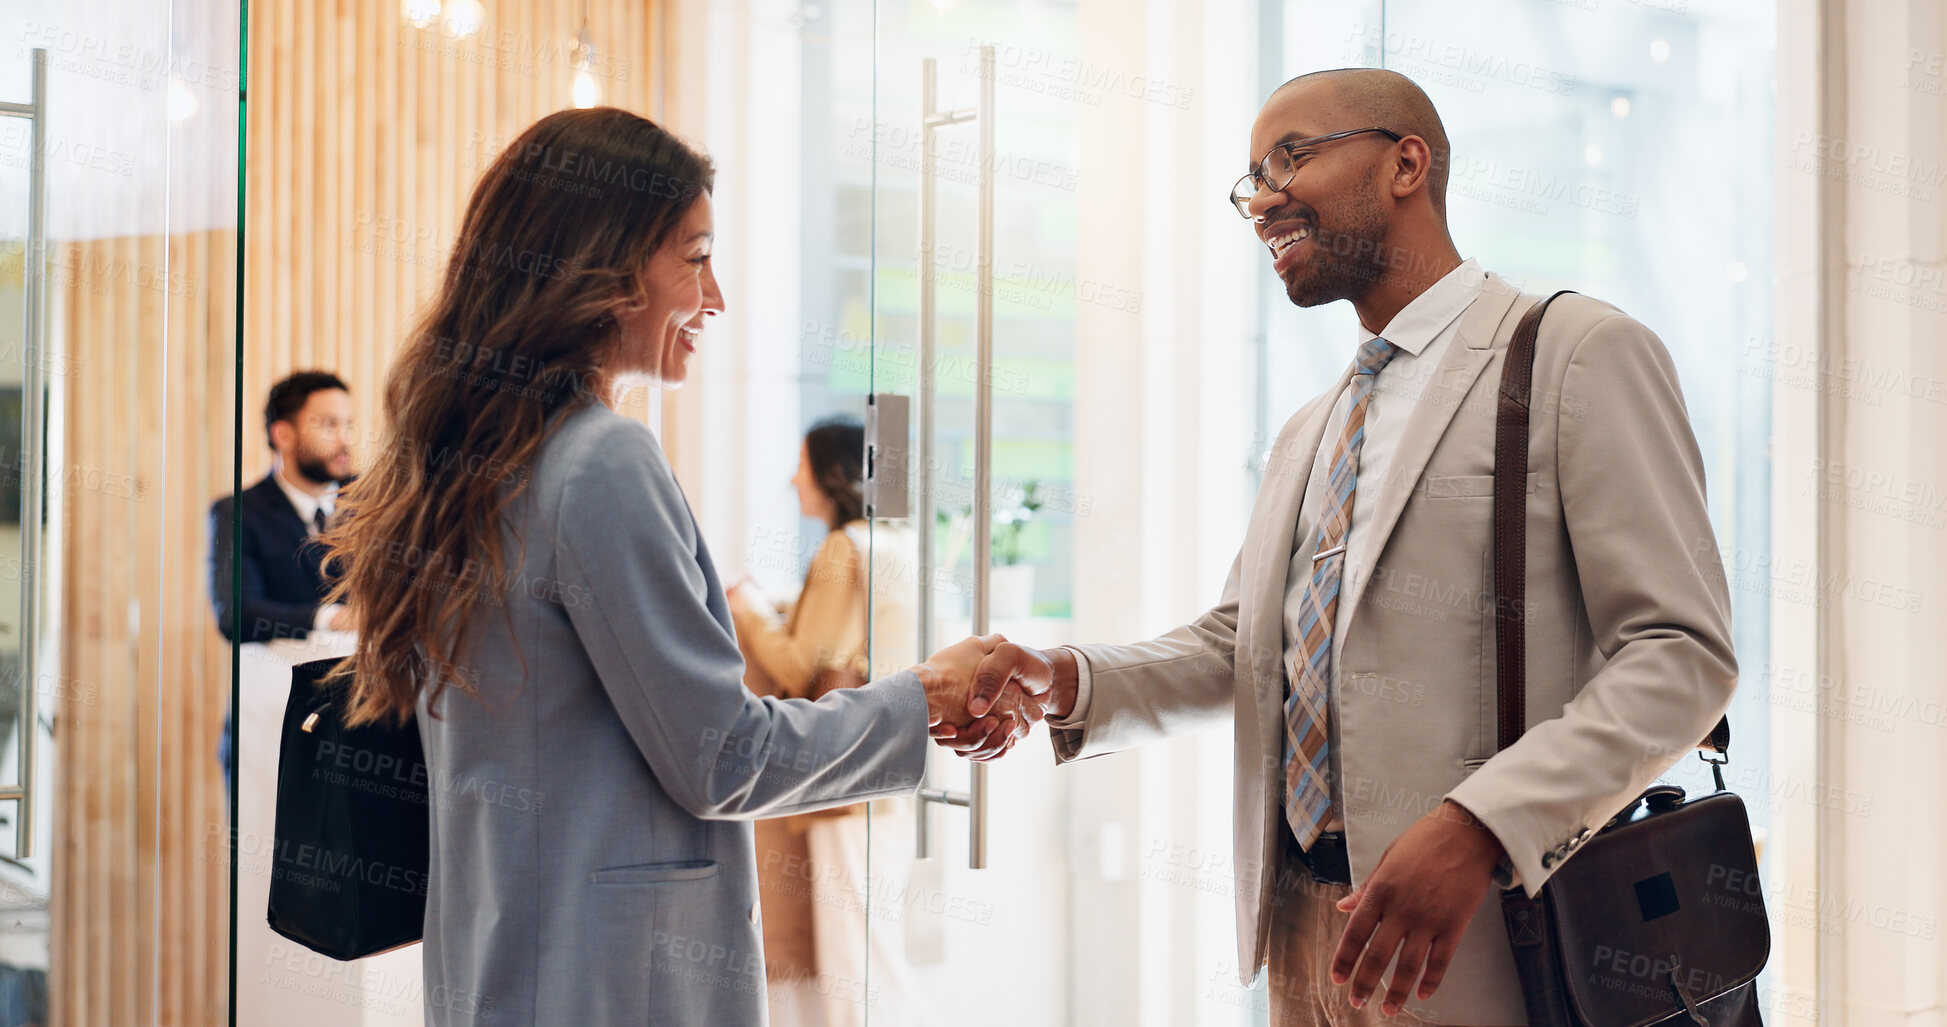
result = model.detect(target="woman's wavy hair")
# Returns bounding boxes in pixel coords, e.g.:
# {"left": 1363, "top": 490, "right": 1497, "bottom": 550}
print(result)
{"left": 319, "top": 107, "right": 713, "bottom": 727}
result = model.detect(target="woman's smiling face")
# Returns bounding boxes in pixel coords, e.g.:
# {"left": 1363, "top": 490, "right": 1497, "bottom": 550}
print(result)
{"left": 613, "top": 192, "right": 724, "bottom": 388}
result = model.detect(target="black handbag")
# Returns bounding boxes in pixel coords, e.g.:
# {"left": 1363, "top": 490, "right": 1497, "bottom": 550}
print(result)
{"left": 267, "top": 657, "right": 431, "bottom": 960}
{"left": 1491, "top": 293, "right": 1769, "bottom": 1025}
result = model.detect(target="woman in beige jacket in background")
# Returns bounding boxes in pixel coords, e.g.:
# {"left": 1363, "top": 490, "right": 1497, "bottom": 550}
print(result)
{"left": 727, "top": 416, "right": 936, "bottom": 1027}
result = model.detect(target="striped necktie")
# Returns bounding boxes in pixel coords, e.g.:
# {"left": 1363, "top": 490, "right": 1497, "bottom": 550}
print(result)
{"left": 1284, "top": 336, "right": 1398, "bottom": 850}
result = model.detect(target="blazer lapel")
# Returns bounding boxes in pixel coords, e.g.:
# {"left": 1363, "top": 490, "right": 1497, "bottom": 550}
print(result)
{"left": 257, "top": 475, "right": 331, "bottom": 585}
{"left": 1337, "top": 276, "right": 1521, "bottom": 624}
{"left": 252, "top": 474, "right": 309, "bottom": 536}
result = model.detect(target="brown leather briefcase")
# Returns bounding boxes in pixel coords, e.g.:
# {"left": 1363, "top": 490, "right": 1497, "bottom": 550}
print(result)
{"left": 1489, "top": 292, "right": 1768, "bottom": 1026}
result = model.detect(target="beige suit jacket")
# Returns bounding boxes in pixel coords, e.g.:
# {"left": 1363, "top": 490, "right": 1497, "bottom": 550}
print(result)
{"left": 1048, "top": 274, "right": 1737, "bottom": 1024}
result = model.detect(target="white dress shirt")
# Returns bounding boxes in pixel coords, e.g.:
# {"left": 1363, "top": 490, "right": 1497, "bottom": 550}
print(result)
{"left": 272, "top": 465, "right": 346, "bottom": 633}
{"left": 1053, "top": 260, "right": 1490, "bottom": 807}
{"left": 1286, "top": 258, "right": 1485, "bottom": 828}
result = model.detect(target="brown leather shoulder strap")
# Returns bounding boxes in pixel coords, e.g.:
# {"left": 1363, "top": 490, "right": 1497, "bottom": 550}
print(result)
{"left": 1492, "top": 292, "right": 1566, "bottom": 751}
{"left": 1491, "top": 290, "right": 1730, "bottom": 761}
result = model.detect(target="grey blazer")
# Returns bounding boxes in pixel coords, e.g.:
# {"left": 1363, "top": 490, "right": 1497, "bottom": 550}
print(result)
{"left": 417, "top": 402, "right": 928, "bottom": 1025}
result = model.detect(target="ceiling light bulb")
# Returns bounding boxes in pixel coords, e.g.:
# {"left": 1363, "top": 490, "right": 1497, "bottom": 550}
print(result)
{"left": 573, "top": 68, "right": 600, "bottom": 108}
{"left": 569, "top": 20, "right": 599, "bottom": 107}
{"left": 1649, "top": 39, "right": 1670, "bottom": 63}
{"left": 1611, "top": 96, "right": 1631, "bottom": 118}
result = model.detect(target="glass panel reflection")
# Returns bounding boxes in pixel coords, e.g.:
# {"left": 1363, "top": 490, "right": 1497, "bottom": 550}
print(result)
{"left": 0, "top": 76, "right": 47, "bottom": 1026}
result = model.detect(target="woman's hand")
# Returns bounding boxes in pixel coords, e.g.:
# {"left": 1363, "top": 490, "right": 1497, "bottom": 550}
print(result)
{"left": 914, "top": 634, "right": 1000, "bottom": 724}
{"left": 724, "top": 575, "right": 769, "bottom": 615}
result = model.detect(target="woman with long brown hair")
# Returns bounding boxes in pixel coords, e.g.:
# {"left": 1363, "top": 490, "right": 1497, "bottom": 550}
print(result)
{"left": 318, "top": 107, "right": 1040, "bottom": 1025}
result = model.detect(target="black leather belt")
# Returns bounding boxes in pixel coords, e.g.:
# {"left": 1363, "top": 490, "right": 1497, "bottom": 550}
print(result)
{"left": 1295, "top": 830, "right": 1350, "bottom": 885}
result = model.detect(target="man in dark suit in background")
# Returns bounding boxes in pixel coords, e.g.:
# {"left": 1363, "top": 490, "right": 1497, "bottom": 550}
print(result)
{"left": 209, "top": 370, "right": 359, "bottom": 784}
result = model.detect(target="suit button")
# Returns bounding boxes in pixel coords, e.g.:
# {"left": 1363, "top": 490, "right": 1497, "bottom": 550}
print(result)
{"left": 749, "top": 902, "right": 760, "bottom": 924}
{"left": 1541, "top": 851, "right": 1557, "bottom": 869}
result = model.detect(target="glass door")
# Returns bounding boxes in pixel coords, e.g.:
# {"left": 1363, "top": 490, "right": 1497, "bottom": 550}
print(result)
{"left": 856, "top": 2, "right": 1260, "bottom": 1024}
{"left": 848, "top": 1, "right": 1778, "bottom": 1025}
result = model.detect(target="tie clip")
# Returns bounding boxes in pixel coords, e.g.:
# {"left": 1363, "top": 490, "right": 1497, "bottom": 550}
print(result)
{"left": 1311, "top": 543, "right": 1346, "bottom": 564}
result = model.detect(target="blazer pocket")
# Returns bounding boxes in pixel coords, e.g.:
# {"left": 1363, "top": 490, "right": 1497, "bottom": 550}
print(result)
{"left": 589, "top": 859, "right": 720, "bottom": 885}
{"left": 1422, "top": 472, "right": 1540, "bottom": 499}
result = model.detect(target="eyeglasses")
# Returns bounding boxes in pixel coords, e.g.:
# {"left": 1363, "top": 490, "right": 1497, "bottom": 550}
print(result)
{"left": 1228, "top": 127, "right": 1403, "bottom": 219}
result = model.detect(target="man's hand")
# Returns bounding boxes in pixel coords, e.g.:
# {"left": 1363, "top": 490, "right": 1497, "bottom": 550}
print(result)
{"left": 914, "top": 635, "right": 1060, "bottom": 761}
{"left": 1329, "top": 799, "right": 1505, "bottom": 1016}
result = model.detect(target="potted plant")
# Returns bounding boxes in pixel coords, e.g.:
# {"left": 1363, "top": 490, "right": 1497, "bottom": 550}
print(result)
{"left": 932, "top": 481, "right": 1042, "bottom": 620}
{"left": 988, "top": 481, "right": 1041, "bottom": 619}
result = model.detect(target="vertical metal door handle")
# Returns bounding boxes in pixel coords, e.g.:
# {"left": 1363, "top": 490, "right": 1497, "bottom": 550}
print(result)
{"left": 967, "top": 43, "right": 996, "bottom": 872}
{"left": 913, "top": 47, "right": 996, "bottom": 869}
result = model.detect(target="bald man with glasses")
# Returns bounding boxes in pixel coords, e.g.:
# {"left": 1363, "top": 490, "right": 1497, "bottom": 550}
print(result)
{"left": 938, "top": 68, "right": 1736, "bottom": 1025}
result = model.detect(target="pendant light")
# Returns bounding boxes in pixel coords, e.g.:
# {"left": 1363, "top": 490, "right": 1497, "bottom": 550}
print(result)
{"left": 570, "top": 0, "right": 601, "bottom": 108}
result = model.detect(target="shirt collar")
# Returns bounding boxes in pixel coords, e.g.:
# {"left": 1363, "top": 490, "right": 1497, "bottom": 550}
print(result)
{"left": 272, "top": 465, "right": 337, "bottom": 524}
{"left": 1358, "top": 258, "right": 1486, "bottom": 357}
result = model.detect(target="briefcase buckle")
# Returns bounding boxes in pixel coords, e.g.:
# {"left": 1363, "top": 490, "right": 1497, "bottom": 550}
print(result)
{"left": 1698, "top": 748, "right": 1728, "bottom": 791}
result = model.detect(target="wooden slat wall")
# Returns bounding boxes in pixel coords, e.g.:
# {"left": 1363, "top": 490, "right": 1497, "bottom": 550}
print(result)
{"left": 52, "top": 3, "right": 664, "bottom": 1026}
{"left": 54, "top": 228, "right": 237, "bottom": 1027}
{"left": 59, "top": 232, "right": 140, "bottom": 1027}
{"left": 242, "top": 0, "right": 664, "bottom": 460}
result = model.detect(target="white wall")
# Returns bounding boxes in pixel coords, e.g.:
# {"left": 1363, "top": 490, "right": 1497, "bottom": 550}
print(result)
{"left": 1774, "top": 1, "right": 1947, "bottom": 1023}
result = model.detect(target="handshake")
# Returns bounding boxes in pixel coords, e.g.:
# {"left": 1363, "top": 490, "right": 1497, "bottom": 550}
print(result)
{"left": 912, "top": 634, "right": 1081, "bottom": 761}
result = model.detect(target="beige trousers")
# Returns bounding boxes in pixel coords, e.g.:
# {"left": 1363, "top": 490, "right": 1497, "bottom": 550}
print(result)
{"left": 1267, "top": 865, "right": 1434, "bottom": 1027}
{"left": 1271, "top": 817, "right": 1533, "bottom": 1027}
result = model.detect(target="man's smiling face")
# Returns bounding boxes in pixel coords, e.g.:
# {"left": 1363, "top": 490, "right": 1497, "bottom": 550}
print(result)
{"left": 1245, "top": 81, "right": 1399, "bottom": 308}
